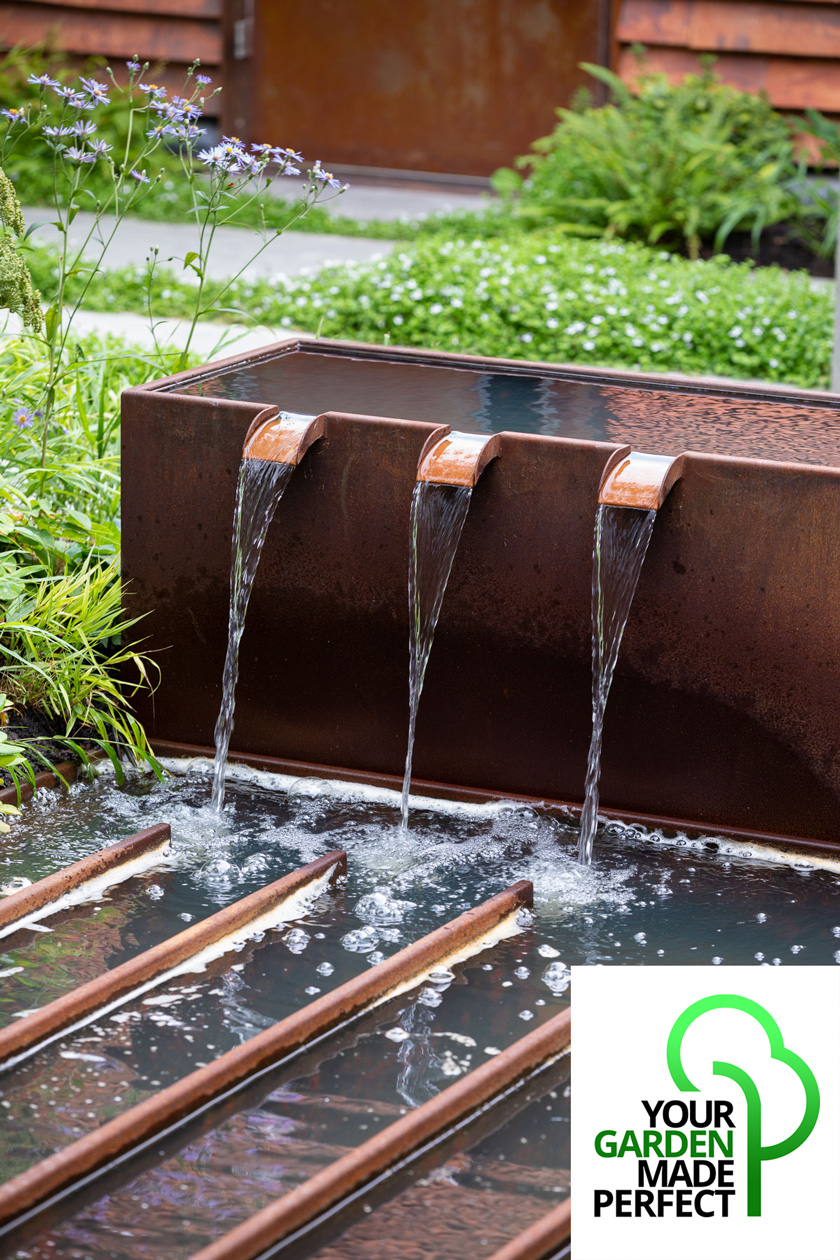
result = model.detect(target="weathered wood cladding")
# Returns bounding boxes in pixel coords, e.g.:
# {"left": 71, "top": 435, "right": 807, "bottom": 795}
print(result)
{"left": 0, "top": 0, "right": 223, "bottom": 115}
{"left": 616, "top": 0, "right": 840, "bottom": 115}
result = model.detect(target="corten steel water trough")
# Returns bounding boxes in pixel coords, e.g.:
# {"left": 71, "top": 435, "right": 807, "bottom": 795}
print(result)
{"left": 122, "top": 336, "right": 840, "bottom": 853}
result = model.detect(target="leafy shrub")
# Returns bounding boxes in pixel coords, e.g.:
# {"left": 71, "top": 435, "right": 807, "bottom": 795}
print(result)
{"left": 494, "top": 62, "right": 801, "bottom": 259}
{"left": 790, "top": 110, "right": 839, "bottom": 260}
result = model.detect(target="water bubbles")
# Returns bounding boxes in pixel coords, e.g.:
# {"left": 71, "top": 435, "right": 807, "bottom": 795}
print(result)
{"left": 537, "top": 944, "right": 560, "bottom": 958}
{"left": 711, "top": 956, "right": 722, "bottom": 965}
{"left": 832, "top": 927, "right": 840, "bottom": 938}
{"left": 316, "top": 961, "right": 334, "bottom": 977}
{"left": 240, "top": 853, "right": 271, "bottom": 877}
{"left": 756, "top": 912, "right": 767, "bottom": 923}
{"left": 772, "top": 957, "right": 781, "bottom": 966}
{"left": 516, "top": 907, "right": 535, "bottom": 928}
{"left": 385, "top": 1027, "right": 410, "bottom": 1043}
{"left": 633, "top": 932, "right": 646, "bottom": 944}
{"left": 180, "top": 912, "right": 194, "bottom": 922}
{"left": 146, "top": 884, "right": 164, "bottom": 901}
{"left": 341, "top": 925, "right": 379, "bottom": 953}
{"left": 428, "top": 968, "right": 455, "bottom": 988}
{"left": 284, "top": 927, "right": 310, "bottom": 954}
{"left": 834, "top": 951, "right": 840, "bottom": 964}
{"left": 379, "top": 927, "right": 402, "bottom": 943}
{"left": 542, "top": 961, "right": 571, "bottom": 995}
{"left": 755, "top": 952, "right": 764, "bottom": 961}
{"left": 288, "top": 777, "right": 334, "bottom": 798}
{"left": 417, "top": 986, "right": 443, "bottom": 1008}
{"left": 485, "top": 1046, "right": 501, "bottom": 1056}
{"left": 514, "top": 966, "right": 530, "bottom": 979}
{"left": 0, "top": 876, "right": 31, "bottom": 896}
{"left": 790, "top": 944, "right": 804, "bottom": 954}
{"left": 519, "top": 1009, "right": 535, "bottom": 1021}
{"left": 354, "top": 889, "right": 415, "bottom": 925}
{"left": 304, "top": 985, "right": 320, "bottom": 995}
{"left": 367, "top": 951, "right": 385, "bottom": 966}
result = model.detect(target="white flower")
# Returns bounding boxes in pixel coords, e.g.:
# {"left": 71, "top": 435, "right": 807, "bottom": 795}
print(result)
{"left": 546, "top": 318, "right": 558, "bottom": 329}
{"left": 393, "top": 314, "right": 404, "bottom": 325}
{"left": 728, "top": 326, "right": 743, "bottom": 339}
{"left": 429, "top": 303, "right": 444, "bottom": 315}
{"left": 520, "top": 332, "right": 533, "bottom": 342}
{"left": 682, "top": 332, "right": 693, "bottom": 344}
{"left": 583, "top": 340, "right": 596, "bottom": 350}
{"left": 565, "top": 321, "right": 586, "bottom": 335}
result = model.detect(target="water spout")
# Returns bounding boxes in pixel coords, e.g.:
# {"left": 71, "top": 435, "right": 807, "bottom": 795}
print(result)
{"left": 578, "top": 450, "right": 684, "bottom": 864}
{"left": 211, "top": 410, "right": 324, "bottom": 810}
{"left": 401, "top": 431, "right": 500, "bottom": 830}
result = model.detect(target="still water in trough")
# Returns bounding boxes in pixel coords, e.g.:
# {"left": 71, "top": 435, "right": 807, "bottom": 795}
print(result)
{"left": 0, "top": 765, "right": 839, "bottom": 1256}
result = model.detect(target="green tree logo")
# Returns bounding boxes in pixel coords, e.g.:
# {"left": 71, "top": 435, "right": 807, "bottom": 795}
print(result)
{"left": 667, "top": 995, "right": 820, "bottom": 1216}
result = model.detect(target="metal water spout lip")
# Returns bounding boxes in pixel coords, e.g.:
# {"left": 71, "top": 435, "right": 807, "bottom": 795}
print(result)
{"left": 243, "top": 408, "right": 325, "bottom": 465}
{"left": 598, "top": 448, "right": 686, "bottom": 510}
{"left": 416, "top": 429, "right": 501, "bottom": 487}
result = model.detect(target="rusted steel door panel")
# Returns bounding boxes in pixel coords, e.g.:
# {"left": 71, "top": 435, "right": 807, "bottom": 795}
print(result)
{"left": 618, "top": 0, "right": 840, "bottom": 58}
{"left": 248, "top": 0, "right": 608, "bottom": 176}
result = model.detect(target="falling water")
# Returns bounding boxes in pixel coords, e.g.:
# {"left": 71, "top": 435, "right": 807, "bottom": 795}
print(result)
{"left": 401, "top": 482, "right": 473, "bottom": 830}
{"left": 577, "top": 505, "right": 657, "bottom": 865}
{"left": 211, "top": 420, "right": 308, "bottom": 810}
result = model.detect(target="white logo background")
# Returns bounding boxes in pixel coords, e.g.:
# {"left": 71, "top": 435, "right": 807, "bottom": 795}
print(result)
{"left": 572, "top": 966, "right": 840, "bottom": 1260}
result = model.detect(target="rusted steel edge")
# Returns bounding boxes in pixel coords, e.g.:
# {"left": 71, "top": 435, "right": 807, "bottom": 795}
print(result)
{"left": 151, "top": 739, "right": 840, "bottom": 867}
{"left": 190, "top": 1006, "right": 572, "bottom": 1260}
{"left": 485, "top": 1199, "right": 572, "bottom": 1260}
{"left": 0, "top": 824, "right": 171, "bottom": 941}
{"left": 0, "top": 879, "right": 532, "bottom": 1230}
{"left": 0, "top": 851, "right": 346, "bottom": 1074}
{"left": 416, "top": 431, "right": 502, "bottom": 487}
{"left": 0, "top": 760, "right": 78, "bottom": 809}
{"left": 598, "top": 448, "right": 685, "bottom": 511}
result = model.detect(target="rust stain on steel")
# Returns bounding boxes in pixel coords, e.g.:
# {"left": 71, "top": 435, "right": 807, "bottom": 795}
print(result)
{"left": 190, "top": 1006, "right": 572, "bottom": 1260}
{"left": 0, "top": 850, "right": 345, "bottom": 1071}
{"left": 0, "top": 824, "right": 170, "bottom": 936}
{"left": 0, "top": 760, "right": 77, "bottom": 810}
{"left": 416, "top": 431, "right": 502, "bottom": 487}
{"left": 0, "top": 880, "right": 532, "bottom": 1227}
{"left": 243, "top": 410, "right": 325, "bottom": 465}
{"left": 598, "top": 450, "right": 685, "bottom": 510}
{"left": 486, "top": 1197, "right": 572, "bottom": 1260}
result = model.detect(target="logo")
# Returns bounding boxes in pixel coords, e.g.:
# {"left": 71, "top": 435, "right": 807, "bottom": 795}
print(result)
{"left": 667, "top": 995, "right": 820, "bottom": 1217}
{"left": 573, "top": 966, "right": 840, "bottom": 1260}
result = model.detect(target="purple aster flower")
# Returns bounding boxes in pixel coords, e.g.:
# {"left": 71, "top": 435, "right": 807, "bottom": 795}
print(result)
{"left": 88, "top": 138, "right": 113, "bottom": 157}
{"left": 12, "top": 406, "right": 35, "bottom": 429}
{"left": 70, "top": 119, "right": 96, "bottom": 137}
{"left": 79, "top": 77, "right": 110, "bottom": 102}
{"left": 282, "top": 165, "right": 301, "bottom": 177}
{"left": 54, "top": 85, "right": 76, "bottom": 99}
{"left": 197, "top": 144, "right": 225, "bottom": 169}
{"left": 27, "top": 73, "right": 60, "bottom": 89}
{"left": 139, "top": 83, "right": 167, "bottom": 97}
{"left": 129, "top": 168, "right": 150, "bottom": 183}
{"left": 222, "top": 134, "right": 244, "bottom": 146}
{"left": 251, "top": 143, "right": 272, "bottom": 155}
{"left": 311, "top": 162, "right": 341, "bottom": 189}
{"left": 126, "top": 58, "right": 141, "bottom": 74}
{"left": 270, "top": 146, "right": 304, "bottom": 165}
{"left": 65, "top": 146, "right": 96, "bottom": 164}
{"left": 1, "top": 107, "right": 27, "bottom": 125}
{"left": 195, "top": 73, "right": 212, "bottom": 86}
{"left": 236, "top": 151, "right": 260, "bottom": 174}
{"left": 43, "top": 124, "right": 73, "bottom": 138}
{"left": 146, "top": 122, "right": 175, "bottom": 140}
{"left": 172, "top": 122, "right": 205, "bottom": 142}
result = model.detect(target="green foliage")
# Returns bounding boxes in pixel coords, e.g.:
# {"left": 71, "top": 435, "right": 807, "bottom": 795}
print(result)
{"left": 29, "top": 234, "right": 830, "bottom": 389}
{"left": 0, "top": 557, "right": 161, "bottom": 782}
{"left": 0, "top": 163, "right": 42, "bottom": 329}
{"left": 790, "top": 110, "right": 839, "bottom": 260}
{"left": 494, "top": 62, "right": 802, "bottom": 259}
{"left": 0, "top": 692, "right": 34, "bottom": 803}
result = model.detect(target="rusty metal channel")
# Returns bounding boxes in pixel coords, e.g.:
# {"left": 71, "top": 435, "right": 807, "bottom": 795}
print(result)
{"left": 0, "top": 823, "right": 171, "bottom": 940}
{"left": 122, "top": 339, "right": 840, "bottom": 849}
{"left": 486, "top": 1198, "right": 572, "bottom": 1260}
{"left": 190, "top": 1007, "right": 572, "bottom": 1260}
{"left": 0, "top": 878, "right": 532, "bottom": 1229}
{"left": 0, "top": 850, "right": 345, "bottom": 1071}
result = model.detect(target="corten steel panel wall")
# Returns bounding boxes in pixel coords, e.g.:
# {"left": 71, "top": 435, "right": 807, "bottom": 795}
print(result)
{"left": 0, "top": 0, "right": 223, "bottom": 114}
{"left": 615, "top": 0, "right": 840, "bottom": 114}
{"left": 241, "top": 0, "right": 609, "bottom": 176}
{"left": 122, "top": 351, "right": 840, "bottom": 846}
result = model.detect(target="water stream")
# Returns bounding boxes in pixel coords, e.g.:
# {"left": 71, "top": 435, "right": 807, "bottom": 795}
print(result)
{"left": 401, "top": 482, "right": 473, "bottom": 830}
{"left": 578, "top": 505, "right": 657, "bottom": 865}
{"left": 211, "top": 414, "right": 313, "bottom": 810}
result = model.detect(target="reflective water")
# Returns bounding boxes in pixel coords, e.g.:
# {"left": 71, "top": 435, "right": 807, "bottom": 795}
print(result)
{"left": 212, "top": 442, "right": 301, "bottom": 810}
{"left": 578, "top": 506, "right": 656, "bottom": 865}
{"left": 1, "top": 765, "right": 839, "bottom": 1256}
{"left": 402, "top": 483, "right": 473, "bottom": 829}
{"left": 164, "top": 345, "right": 840, "bottom": 468}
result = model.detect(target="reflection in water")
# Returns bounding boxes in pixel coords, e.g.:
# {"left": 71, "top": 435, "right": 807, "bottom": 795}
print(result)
{"left": 578, "top": 505, "right": 657, "bottom": 865}
{"left": 402, "top": 483, "right": 473, "bottom": 830}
